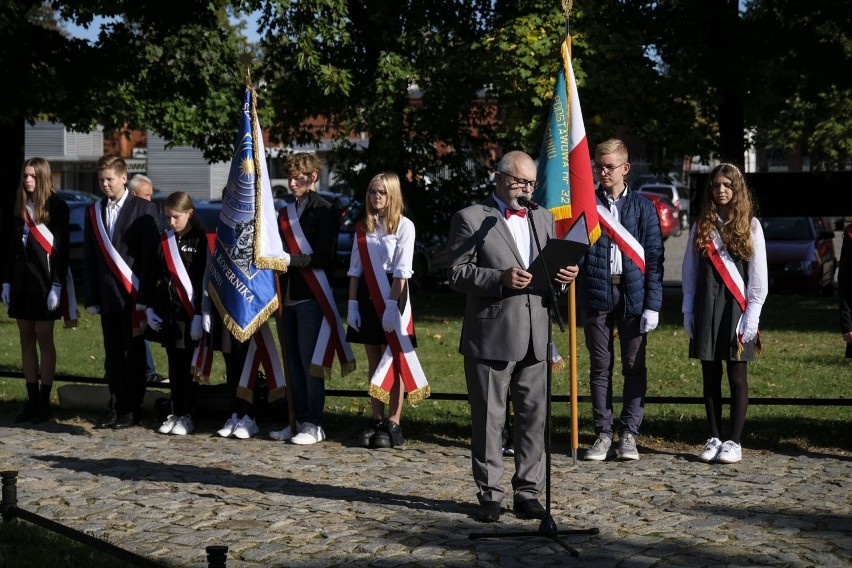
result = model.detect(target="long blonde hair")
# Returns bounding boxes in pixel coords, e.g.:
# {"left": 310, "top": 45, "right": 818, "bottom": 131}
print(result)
{"left": 15, "top": 157, "right": 56, "bottom": 224}
{"left": 363, "top": 172, "right": 404, "bottom": 235}
{"left": 694, "top": 163, "right": 754, "bottom": 259}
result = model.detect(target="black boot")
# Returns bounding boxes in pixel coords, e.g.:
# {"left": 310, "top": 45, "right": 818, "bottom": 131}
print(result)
{"left": 15, "top": 383, "right": 39, "bottom": 423}
{"left": 31, "top": 383, "right": 53, "bottom": 424}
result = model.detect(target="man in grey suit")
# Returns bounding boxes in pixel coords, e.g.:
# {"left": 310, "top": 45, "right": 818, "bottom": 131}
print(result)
{"left": 447, "top": 151, "right": 579, "bottom": 523}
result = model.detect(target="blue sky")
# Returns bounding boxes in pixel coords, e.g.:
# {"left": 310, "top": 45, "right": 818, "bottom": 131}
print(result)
{"left": 62, "top": 11, "right": 261, "bottom": 43}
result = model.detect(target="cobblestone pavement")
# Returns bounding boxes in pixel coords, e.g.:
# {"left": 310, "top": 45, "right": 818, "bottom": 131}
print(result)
{"left": 1, "top": 417, "right": 850, "bottom": 568}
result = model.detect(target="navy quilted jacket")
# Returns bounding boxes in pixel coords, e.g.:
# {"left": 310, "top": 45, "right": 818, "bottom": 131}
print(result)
{"left": 577, "top": 188, "right": 664, "bottom": 316}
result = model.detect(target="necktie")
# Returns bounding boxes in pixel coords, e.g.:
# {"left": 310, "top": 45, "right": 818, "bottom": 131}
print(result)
{"left": 505, "top": 207, "right": 526, "bottom": 219}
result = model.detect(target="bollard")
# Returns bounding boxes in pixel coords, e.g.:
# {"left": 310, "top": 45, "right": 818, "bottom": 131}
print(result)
{"left": 1, "top": 471, "right": 18, "bottom": 521}
{"left": 206, "top": 544, "right": 228, "bottom": 568}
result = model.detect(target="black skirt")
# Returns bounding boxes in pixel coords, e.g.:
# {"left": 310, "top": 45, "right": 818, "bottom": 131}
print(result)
{"left": 345, "top": 274, "right": 417, "bottom": 347}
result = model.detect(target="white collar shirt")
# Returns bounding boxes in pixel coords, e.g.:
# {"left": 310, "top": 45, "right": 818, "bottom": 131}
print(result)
{"left": 106, "top": 188, "right": 129, "bottom": 241}
{"left": 493, "top": 194, "right": 532, "bottom": 268}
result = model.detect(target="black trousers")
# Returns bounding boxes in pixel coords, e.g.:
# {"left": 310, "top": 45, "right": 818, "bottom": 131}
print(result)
{"left": 101, "top": 311, "right": 147, "bottom": 415}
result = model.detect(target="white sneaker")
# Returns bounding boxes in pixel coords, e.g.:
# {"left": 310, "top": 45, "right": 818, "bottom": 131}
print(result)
{"left": 717, "top": 440, "right": 742, "bottom": 464}
{"left": 217, "top": 413, "right": 240, "bottom": 438}
{"left": 158, "top": 415, "right": 178, "bottom": 435}
{"left": 170, "top": 415, "right": 193, "bottom": 436}
{"left": 232, "top": 415, "right": 259, "bottom": 439}
{"left": 269, "top": 421, "right": 302, "bottom": 441}
{"left": 290, "top": 423, "right": 326, "bottom": 445}
{"left": 699, "top": 437, "right": 723, "bottom": 462}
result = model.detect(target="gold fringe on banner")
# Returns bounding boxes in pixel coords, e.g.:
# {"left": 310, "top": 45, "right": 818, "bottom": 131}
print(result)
{"left": 237, "top": 385, "right": 254, "bottom": 404}
{"left": 368, "top": 383, "right": 390, "bottom": 404}
{"left": 267, "top": 386, "right": 287, "bottom": 403}
{"left": 406, "top": 385, "right": 431, "bottom": 407}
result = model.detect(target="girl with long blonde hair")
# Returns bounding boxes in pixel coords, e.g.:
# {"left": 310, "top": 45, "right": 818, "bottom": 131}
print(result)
{"left": 345, "top": 172, "right": 419, "bottom": 449}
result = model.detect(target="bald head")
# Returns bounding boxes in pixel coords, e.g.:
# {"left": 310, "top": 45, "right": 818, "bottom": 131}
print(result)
{"left": 129, "top": 174, "right": 154, "bottom": 201}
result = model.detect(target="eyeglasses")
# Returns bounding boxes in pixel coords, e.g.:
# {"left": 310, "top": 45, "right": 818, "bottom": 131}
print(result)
{"left": 288, "top": 174, "right": 313, "bottom": 184}
{"left": 368, "top": 189, "right": 388, "bottom": 197}
{"left": 498, "top": 171, "right": 537, "bottom": 190}
{"left": 593, "top": 163, "right": 626, "bottom": 175}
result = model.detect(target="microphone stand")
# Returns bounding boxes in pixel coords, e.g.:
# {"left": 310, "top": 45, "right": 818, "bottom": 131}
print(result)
{"left": 469, "top": 201, "right": 598, "bottom": 557}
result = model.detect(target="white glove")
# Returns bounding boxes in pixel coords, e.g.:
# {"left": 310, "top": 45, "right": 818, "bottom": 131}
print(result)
{"left": 346, "top": 300, "right": 361, "bottom": 332}
{"left": 683, "top": 312, "right": 694, "bottom": 338}
{"left": 190, "top": 314, "right": 203, "bottom": 340}
{"left": 639, "top": 309, "right": 659, "bottom": 334}
{"left": 46, "top": 284, "right": 62, "bottom": 311}
{"left": 146, "top": 307, "right": 164, "bottom": 332}
{"left": 202, "top": 313, "right": 211, "bottom": 333}
{"left": 382, "top": 299, "right": 400, "bottom": 333}
{"left": 738, "top": 310, "right": 760, "bottom": 344}
{"left": 86, "top": 305, "right": 100, "bottom": 315}
{"left": 1, "top": 282, "right": 10, "bottom": 305}
{"left": 282, "top": 251, "right": 291, "bottom": 266}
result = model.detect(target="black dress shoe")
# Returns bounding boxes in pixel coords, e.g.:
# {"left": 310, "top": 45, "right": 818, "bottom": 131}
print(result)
{"left": 513, "top": 498, "right": 546, "bottom": 520}
{"left": 94, "top": 410, "right": 117, "bottom": 429}
{"left": 475, "top": 501, "right": 501, "bottom": 523}
{"left": 112, "top": 412, "right": 139, "bottom": 429}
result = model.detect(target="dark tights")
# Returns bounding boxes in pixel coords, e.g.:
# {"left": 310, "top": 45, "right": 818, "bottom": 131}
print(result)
{"left": 224, "top": 345, "right": 254, "bottom": 418}
{"left": 701, "top": 360, "right": 748, "bottom": 444}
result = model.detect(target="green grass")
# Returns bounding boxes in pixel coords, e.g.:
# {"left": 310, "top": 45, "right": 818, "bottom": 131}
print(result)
{"left": 1, "top": 286, "right": 850, "bottom": 454}
{"left": 0, "top": 519, "right": 135, "bottom": 568}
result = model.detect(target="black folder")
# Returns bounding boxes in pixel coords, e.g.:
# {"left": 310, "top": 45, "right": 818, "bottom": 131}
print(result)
{"left": 528, "top": 238, "right": 589, "bottom": 291}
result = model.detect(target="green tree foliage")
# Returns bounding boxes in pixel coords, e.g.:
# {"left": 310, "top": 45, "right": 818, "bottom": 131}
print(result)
{"left": 0, "top": 0, "right": 248, "bottom": 218}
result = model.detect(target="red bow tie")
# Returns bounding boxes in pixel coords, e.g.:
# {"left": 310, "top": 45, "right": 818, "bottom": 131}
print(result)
{"left": 505, "top": 207, "right": 526, "bottom": 219}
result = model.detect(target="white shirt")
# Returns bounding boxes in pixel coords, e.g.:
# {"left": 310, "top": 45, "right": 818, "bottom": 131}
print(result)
{"left": 106, "top": 188, "right": 129, "bottom": 241}
{"left": 493, "top": 194, "right": 532, "bottom": 268}
{"left": 681, "top": 217, "right": 768, "bottom": 318}
{"left": 347, "top": 216, "right": 415, "bottom": 279}
{"left": 605, "top": 187, "right": 628, "bottom": 276}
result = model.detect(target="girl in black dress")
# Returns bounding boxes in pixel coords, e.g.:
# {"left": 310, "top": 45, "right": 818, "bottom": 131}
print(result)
{"left": 139, "top": 192, "right": 207, "bottom": 435}
{"left": 2, "top": 158, "right": 70, "bottom": 423}
{"left": 681, "top": 163, "right": 768, "bottom": 464}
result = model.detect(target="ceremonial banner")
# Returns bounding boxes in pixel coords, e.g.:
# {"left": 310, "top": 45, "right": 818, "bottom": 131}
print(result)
{"left": 208, "top": 86, "right": 288, "bottom": 342}
{"left": 532, "top": 37, "right": 599, "bottom": 245}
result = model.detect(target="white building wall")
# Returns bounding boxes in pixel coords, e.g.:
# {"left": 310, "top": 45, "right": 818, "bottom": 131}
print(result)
{"left": 146, "top": 131, "right": 228, "bottom": 201}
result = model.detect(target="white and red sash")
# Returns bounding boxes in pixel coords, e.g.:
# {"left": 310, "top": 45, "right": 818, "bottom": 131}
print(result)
{"left": 237, "top": 322, "right": 287, "bottom": 403}
{"left": 24, "top": 210, "right": 78, "bottom": 328}
{"left": 87, "top": 203, "right": 146, "bottom": 334}
{"left": 278, "top": 204, "right": 356, "bottom": 378}
{"left": 596, "top": 203, "right": 646, "bottom": 273}
{"left": 705, "top": 230, "right": 760, "bottom": 355}
{"left": 160, "top": 229, "right": 195, "bottom": 318}
{"left": 191, "top": 339, "right": 214, "bottom": 384}
{"left": 356, "top": 222, "right": 430, "bottom": 405}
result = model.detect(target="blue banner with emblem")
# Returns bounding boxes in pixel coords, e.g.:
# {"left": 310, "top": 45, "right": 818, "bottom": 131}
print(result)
{"left": 208, "top": 86, "right": 288, "bottom": 342}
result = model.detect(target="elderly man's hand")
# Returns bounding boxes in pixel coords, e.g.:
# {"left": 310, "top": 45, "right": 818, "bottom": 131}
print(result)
{"left": 554, "top": 265, "right": 579, "bottom": 285}
{"left": 500, "top": 267, "right": 532, "bottom": 290}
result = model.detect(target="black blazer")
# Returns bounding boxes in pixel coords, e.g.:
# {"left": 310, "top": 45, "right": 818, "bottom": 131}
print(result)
{"left": 83, "top": 192, "right": 158, "bottom": 315}
{"left": 277, "top": 191, "right": 339, "bottom": 302}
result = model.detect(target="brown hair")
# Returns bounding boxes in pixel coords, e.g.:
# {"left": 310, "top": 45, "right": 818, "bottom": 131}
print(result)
{"left": 96, "top": 154, "right": 128, "bottom": 176}
{"left": 694, "top": 163, "right": 754, "bottom": 259}
{"left": 285, "top": 152, "right": 321, "bottom": 185}
{"left": 164, "top": 191, "right": 195, "bottom": 213}
{"left": 363, "top": 172, "right": 404, "bottom": 235}
{"left": 15, "top": 157, "right": 56, "bottom": 223}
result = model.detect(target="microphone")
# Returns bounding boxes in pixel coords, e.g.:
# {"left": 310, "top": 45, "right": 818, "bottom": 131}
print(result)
{"left": 517, "top": 196, "right": 539, "bottom": 210}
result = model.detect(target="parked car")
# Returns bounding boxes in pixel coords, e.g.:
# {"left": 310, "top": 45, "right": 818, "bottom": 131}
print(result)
{"left": 334, "top": 197, "right": 364, "bottom": 284}
{"left": 638, "top": 192, "right": 679, "bottom": 241}
{"left": 58, "top": 189, "right": 98, "bottom": 203}
{"left": 761, "top": 216, "right": 837, "bottom": 294}
{"left": 637, "top": 183, "right": 686, "bottom": 233}
{"left": 412, "top": 234, "right": 449, "bottom": 290}
{"left": 67, "top": 201, "right": 88, "bottom": 277}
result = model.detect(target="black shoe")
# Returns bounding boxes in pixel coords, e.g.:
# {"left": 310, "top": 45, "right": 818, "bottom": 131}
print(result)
{"left": 112, "top": 412, "right": 140, "bottom": 429}
{"left": 384, "top": 420, "right": 405, "bottom": 448}
{"left": 513, "top": 498, "right": 546, "bottom": 520}
{"left": 475, "top": 501, "right": 501, "bottom": 523}
{"left": 370, "top": 423, "right": 391, "bottom": 448}
{"left": 359, "top": 419, "right": 383, "bottom": 448}
{"left": 95, "top": 410, "right": 118, "bottom": 429}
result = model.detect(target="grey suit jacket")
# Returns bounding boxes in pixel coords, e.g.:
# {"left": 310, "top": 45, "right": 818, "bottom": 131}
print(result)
{"left": 447, "top": 195, "right": 556, "bottom": 362}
